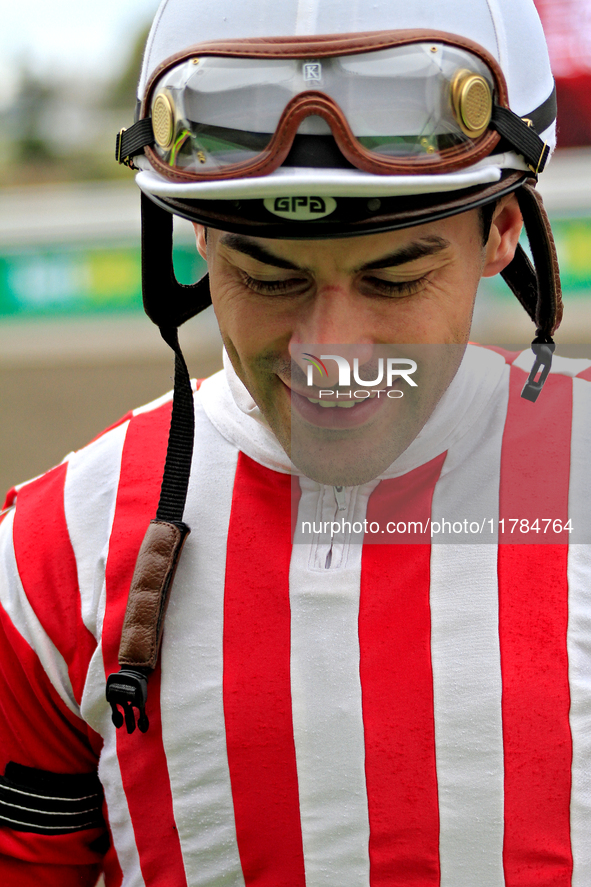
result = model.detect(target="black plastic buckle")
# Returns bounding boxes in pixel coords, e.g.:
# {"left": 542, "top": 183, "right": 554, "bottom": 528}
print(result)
{"left": 521, "top": 342, "right": 555, "bottom": 403}
{"left": 106, "top": 669, "right": 149, "bottom": 734}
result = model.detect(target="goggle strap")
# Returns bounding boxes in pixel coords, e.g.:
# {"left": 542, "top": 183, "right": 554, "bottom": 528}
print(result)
{"left": 522, "top": 83, "right": 557, "bottom": 137}
{"left": 489, "top": 106, "right": 550, "bottom": 174}
{"left": 116, "top": 118, "right": 154, "bottom": 166}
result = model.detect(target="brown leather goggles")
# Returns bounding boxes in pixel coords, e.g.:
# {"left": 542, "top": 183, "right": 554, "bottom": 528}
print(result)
{"left": 117, "top": 31, "right": 551, "bottom": 180}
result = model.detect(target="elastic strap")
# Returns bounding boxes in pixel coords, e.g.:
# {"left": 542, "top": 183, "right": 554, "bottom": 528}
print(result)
{"left": 116, "top": 119, "right": 154, "bottom": 167}
{"left": 490, "top": 106, "right": 550, "bottom": 173}
{"left": 524, "top": 83, "right": 557, "bottom": 136}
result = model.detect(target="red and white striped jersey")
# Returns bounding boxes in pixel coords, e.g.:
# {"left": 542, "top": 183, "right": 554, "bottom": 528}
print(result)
{"left": 1, "top": 345, "right": 591, "bottom": 887}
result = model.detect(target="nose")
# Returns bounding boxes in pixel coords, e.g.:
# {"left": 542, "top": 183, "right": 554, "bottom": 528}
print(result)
{"left": 288, "top": 285, "right": 374, "bottom": 385}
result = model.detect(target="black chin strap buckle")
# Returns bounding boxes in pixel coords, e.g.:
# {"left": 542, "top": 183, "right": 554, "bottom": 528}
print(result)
{"left": 106, "top": 669, "right": 149, "bottom": 734}
{"left": 521, "top": 340, "right": 555, "bottom": 403}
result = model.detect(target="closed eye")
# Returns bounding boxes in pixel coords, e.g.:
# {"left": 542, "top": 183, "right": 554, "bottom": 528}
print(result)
{"left": 359, "top": 275, "right": 430, "bottom": 298}
{"left": 240, "top": 272, "right": 309, "bottom": 295}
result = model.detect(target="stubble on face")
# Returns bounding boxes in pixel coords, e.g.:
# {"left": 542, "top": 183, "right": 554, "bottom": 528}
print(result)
{"left": 205, "top": 212, "right": 488, "bottom": 485}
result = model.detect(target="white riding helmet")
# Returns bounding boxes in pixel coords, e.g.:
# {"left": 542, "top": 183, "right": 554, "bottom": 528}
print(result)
{"left": 117, "top": 0, "right": 561, "bottom": 356}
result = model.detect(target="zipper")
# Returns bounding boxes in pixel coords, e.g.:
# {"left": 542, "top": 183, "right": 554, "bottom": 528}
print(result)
{"left": 325, "top": 485, "right": 348, "bottom": 569}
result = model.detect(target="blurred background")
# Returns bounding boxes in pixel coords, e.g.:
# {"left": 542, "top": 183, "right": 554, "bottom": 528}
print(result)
{"left": 1, "top": 0, "right": 591, "bottom": 494}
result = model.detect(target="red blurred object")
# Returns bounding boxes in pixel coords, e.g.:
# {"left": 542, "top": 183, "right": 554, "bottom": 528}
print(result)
{"left": 534, "top": 0, "right": 591, "bottom": 146}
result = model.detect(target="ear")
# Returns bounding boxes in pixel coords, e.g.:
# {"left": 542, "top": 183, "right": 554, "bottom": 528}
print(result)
{"left": 482, "top": 193, "right": 523, "bottom": 278}
{"left": 194, "top": 224, "right": 207, "bottom": 260}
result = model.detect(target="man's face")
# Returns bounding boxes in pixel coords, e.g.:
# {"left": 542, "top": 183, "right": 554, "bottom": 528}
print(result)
{"left": 197, "top": 200, "right": 519, "bottom": 484}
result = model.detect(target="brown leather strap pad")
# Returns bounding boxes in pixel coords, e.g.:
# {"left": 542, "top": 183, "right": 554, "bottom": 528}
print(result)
{"left": 118, "top": 520, "right": 190, "bottom": 669}
{"left": 518, "top": 181, "right": 563, "bottom": 336}
{"left": 500, "top": 180, "right": 562, "bottom": 338}
{"left": 500, "top": 243, "right": 538, "bottom": 324}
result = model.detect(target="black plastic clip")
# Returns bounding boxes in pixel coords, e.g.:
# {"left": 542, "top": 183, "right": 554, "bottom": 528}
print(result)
{"left": 521, "top": 341, "right": 555, "bottom": 403}
{"left": 106, "top": 669, "right": 149, "bottom": 734}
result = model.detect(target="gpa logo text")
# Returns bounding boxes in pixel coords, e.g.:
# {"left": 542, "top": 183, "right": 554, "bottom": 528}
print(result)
{"left": 303, "top": 353, "right": 418, "bottom": 399}
{"left": 264, "top": 196, "right": 337, "bottom": 220}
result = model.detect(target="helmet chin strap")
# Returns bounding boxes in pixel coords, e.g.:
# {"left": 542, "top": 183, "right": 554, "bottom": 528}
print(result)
{"left": 106, "top": 194, "right": 211, "bottom": 735}
{"left": 140, "top": 191, "right": 212, "bottom": 327}
{"left": 500, "top": 179, "right": 563, "bottom": 402}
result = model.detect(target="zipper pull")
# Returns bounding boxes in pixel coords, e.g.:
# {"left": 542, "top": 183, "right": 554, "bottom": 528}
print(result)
{"left": 334, "top": 485, "right": 347, "bottom": 512}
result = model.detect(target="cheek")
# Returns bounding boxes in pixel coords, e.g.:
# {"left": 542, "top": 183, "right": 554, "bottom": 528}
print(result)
{"left": 210, "top": 274, "right": 298, "bottom": 354}
{"left": 210, "top": 276, "right": 258, "bottom": 348}
{"left": 209, "top": 279, "right": 293, "bottom": 386}
{"left": 422, "top": 265, "right": 480, "bottom": 343}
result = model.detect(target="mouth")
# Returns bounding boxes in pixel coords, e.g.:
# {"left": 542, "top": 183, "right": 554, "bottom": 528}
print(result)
{"left": 289, "top": 384, "right": 400, "bottom": 429}
{"left": 305, "top": 389, "right": 385, "bottom": 408}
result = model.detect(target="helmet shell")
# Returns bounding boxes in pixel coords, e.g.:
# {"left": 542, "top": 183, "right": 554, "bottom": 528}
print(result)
{"left": 135, "top": 0, "right": 555, "bottom": 204}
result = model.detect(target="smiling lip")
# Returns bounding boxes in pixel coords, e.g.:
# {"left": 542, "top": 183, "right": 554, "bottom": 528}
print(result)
{"left": 288, "top": 383, "right": 397, "bottom": 429}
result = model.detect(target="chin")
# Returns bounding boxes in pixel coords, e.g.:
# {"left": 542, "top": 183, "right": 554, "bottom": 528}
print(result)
{"left": 288, "top": 457, "right": 393, "bottom": 488}
{"left": 286, "top": 423, "right": 416, "bottom": 486}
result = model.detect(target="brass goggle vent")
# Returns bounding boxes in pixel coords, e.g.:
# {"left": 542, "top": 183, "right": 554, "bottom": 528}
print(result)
{"left": 152, "top": 93, "right": 175, "bottom": 149}
{"left": 450, "top": 70, "right": 493, "bottom": 139}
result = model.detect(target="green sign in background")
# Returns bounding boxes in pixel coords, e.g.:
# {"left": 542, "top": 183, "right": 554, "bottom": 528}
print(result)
{"left": 0, "top": 216, "right": 589, "bottom": 319}
{"left": 0, "top": 240, "right": 207, "bottom": 318}
{"left": 553, "top": 218, "right": 591, "bottom": 292}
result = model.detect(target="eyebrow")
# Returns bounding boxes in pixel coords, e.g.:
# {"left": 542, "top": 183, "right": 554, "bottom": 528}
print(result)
{"left": 359, "top": 236, "right": 450, "bottom": 271}
{"left": 219, "top": 233, "right": 450, "bottom": 272}
{"left": 220, "top": 234, "right": 300, "bottom": 270}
